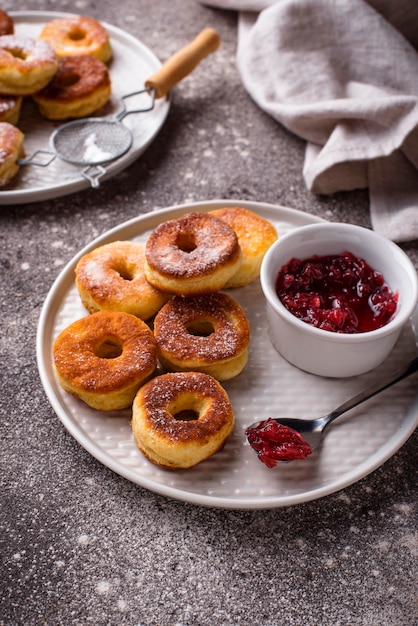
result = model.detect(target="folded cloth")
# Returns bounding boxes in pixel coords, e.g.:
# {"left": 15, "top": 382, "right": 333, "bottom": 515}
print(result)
{"left": 197, "top": 0, "right": 418, "bottom": 242}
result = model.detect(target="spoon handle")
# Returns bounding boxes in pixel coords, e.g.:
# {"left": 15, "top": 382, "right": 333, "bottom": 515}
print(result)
{"left": 325, "top": 355, "right": 418, "bottom": 425}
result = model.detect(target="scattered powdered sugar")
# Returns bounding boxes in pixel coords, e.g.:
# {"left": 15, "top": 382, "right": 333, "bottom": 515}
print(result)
{"left": 83, "top": 133, "right": 113, "bottom": 163}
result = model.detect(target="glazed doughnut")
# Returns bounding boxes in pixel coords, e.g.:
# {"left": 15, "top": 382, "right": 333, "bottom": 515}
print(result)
{"left": 0, "top": 10, "right": 13, "bottom": 36}
{"left": 144, "top": 212, "right": 242, "bottom": 295}
{"left": 33, "top": 55, "right": 111, "bottom": 120}
{"left": 153, "top": 292, "right": 250, "bottom": 381}
{"left": 75, "top": 241, "right": 170, "bottom": 320}
{"left": 209, "top": 206, "right": 278, "bottom": 288}
{"left": 0, "top": 35, "right": 58, "bottom": 95}
{"left": 53, "top": 310, "right": 157, "bottom": 411}
{"left": 39, "top": 16, "right": 112, "bottom": 63}
{"left": 0, "top": 95, "right": 22, "bottom": 125}
{"left": 132, "top": 371, "right": 235, "bottom": 469}
{"left": 0, "top": 122, "right": 24, "bottom": 187}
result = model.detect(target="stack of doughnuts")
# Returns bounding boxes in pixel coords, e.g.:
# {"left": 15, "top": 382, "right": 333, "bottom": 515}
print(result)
{"left": 0, "top": 11, "right": 113, "bottom": 187}
{"left": 53, "top": 206, "right": 278, "bottom": 469}
{"left": 34, "top": 16, "right": 113, "bottom": 121}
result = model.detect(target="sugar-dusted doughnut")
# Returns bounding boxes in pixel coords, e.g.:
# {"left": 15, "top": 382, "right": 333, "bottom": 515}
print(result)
{"left": 0, "top": 35, "right": 58, "bottom": 95}
{"left": 0, "top": 10, "right": 13, "bottom": 36}
{"left": 53, "top": 310, "right": 157, "bottom": 411}
{"left": 33, "top": 55, "right": 111, "bottom": 120}
{"left": 132, "top": 371, "right": 235, "bottom": 469}
{"left": 75, "top": 240, "right": 170, "bottom": 320}
{"left": 144, "top": 212, "right": 242, "bottom": 295}
{"left": 209, "top": 206, "right": 278, "bottom": 288}
{"left": 39, "top": 16, "right": 112, "bottom": 63}
{"left": 0, "top": 122, "right": 24, "bottom": 187}
{"left": 0, "top": 95, "right": 22, "bottom": 125}
{"left": 154, "top": 292, "right": 250, "bottom": 381}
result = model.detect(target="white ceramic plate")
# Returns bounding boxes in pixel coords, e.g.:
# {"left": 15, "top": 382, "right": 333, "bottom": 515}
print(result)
{"left": 0, "top": 11, "right": 170, "bottom": 204}
{"left": 36, "top": 200, "right": 418, "bottom": 509}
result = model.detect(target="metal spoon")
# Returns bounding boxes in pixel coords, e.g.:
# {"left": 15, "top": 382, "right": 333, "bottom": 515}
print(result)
{"left": 247, "top": 355, "right": 418, "bottom": 459}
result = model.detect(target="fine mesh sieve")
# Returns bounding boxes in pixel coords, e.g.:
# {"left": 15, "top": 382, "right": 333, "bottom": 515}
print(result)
{"left": 18, "top": 28, "right": 220, "bottom": 188}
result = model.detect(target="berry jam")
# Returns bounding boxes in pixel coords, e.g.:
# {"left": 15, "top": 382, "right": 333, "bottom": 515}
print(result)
{"left": 276, "top": 251, "right": 398, "bottom": 333}
{"left": 245, "top": 418, "right": 312, "bottom": 468}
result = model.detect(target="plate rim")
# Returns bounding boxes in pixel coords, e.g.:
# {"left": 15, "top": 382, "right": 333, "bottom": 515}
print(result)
{"left": 0, "top": 10, "right": 170, "bottom": 204}
{"left": 36, "top": 199, "right": 418, "bottom": 509}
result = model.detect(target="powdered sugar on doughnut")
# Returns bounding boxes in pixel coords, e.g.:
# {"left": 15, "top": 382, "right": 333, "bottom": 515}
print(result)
{"left": 0, "top": 35, "right": 57, "bottom": 63}
{"left": 155, "top": 293, "right": 249, "bottom": 361}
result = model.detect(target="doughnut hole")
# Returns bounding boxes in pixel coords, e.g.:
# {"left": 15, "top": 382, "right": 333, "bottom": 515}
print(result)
{"left": 175, "top": 232, "right": 197, "bottom": 254}
{"left": 186, "top": 320, "right": 214, "bottom": 337}
{"left": 168, "top": 394, "right": 211, "bottom": 422}
{"left": 5, "top": 47, "right": 27, "bottom": 61}
{"left": 57, "top": 70, "right": 80, "bottom": 88}
{"left": 95, "top": 337, "right": 123, "bottom": 359}
{"left": 113, "top": 260, "right": 136, "bottom": 282}
{"left": 68, "top": 27, "right": 87, "bottom": 42}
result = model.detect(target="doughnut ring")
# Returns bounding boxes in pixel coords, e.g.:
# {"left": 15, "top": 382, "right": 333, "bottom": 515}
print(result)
{"left": 53, "top": 310, "right": 157, "bottom": 411}
{"left": 144, "top": 212, "right": 242, "bottom": 295}
{"left": 0, "top": 35, "right": 58, "bottom": 95}
{"left": 75, "top": 240, "right": 170, "bottom": 320}
{"left": 153, "top": 292, "right": 250, "bottom": 381}
{"left": 33, "top": 55, "right": 111, "bottom": 120}
{"left": 132, "top": 371, "right": 235, "bottom": 469}
{"left": 39, "top": 16, "right": 112, "bottom": 63}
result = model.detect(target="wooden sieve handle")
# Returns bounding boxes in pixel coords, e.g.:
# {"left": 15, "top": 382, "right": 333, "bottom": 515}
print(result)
{"left": 145, "top": 28, "right": 221, "bottom": 99}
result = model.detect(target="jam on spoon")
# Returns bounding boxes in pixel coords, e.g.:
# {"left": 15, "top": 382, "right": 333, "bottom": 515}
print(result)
{"left": 245, "top": 418, "right": 312, "bottom": 468}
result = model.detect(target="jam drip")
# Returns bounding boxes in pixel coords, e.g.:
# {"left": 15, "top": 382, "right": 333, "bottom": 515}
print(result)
{"left": 245, "top": 418, "right": 312, "bottom": 468}
{"left": 276, "top": 251, "right": 398, "bottom": 333}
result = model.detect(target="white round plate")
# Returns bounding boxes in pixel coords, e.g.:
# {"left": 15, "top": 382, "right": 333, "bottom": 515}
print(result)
{"left": 0, "top": 11, "right": 170, "bottom": 204}
{"left": 36, "top": 200, "right": 418, "bottom": 509}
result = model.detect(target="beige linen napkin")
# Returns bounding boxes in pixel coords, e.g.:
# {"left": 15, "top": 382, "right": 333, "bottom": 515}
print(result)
{"left": 197, "top": 0, "right": 418, "bottom": 242}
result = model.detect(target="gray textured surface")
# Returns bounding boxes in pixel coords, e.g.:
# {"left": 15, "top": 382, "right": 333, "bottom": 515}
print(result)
{"left": 1, "top": 1, "right": 417, "bottom": 625}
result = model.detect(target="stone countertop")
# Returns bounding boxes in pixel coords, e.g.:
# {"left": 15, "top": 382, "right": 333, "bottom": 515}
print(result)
{"left": 1, "top": 1, "right": 417, "bottom": 625}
